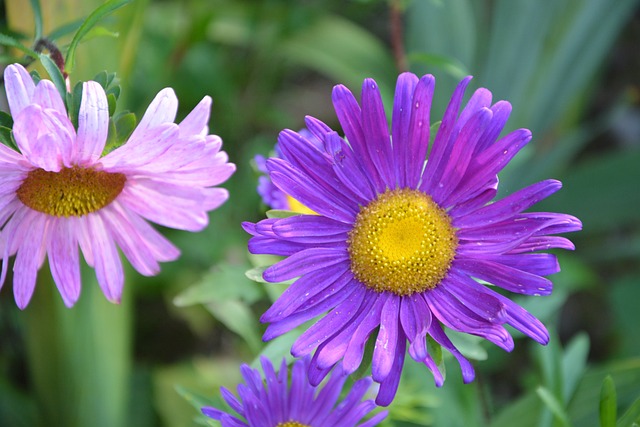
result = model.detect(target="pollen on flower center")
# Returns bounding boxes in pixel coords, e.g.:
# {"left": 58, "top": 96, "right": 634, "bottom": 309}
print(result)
{"left": 16, "top": 166, "right": 126, "bottom": 217}
{"left": 276, "top": 422, "right": 310, "bottom": 427}
{"left": 347, "top": 188, "right": 458, "bottom": 296}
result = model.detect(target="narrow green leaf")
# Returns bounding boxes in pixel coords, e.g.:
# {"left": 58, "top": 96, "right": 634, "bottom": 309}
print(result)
{"left": 0, "top": 33, "right": 39, "bottom": 58}
{"left": 600, "top": 376, "right": 617, "bottom": 427}
{"left": 618, "top": 397, "right": 640, "bottom": 427}
{"left": 93, "top": 70, "right": 109, "bottom": 87}
{"left": 536, "top": 386, "right": 572, "bottom": 427}
{"left": 562, "top": 333, "right": 590, "bottom": 402}
{"left": 38, "top": 54, "right": 67, "bottom": 104}
{"left": 427, "top": 336, "right": 445, "bottom": 381}
{"left": 29, "top": 0, "right": 43, "bottom": 40}
{"left": 65, "top": 0, "right": 132, "bottom": 74}
{"left": 47, "top": 19, "right": 84, "bottom": 41}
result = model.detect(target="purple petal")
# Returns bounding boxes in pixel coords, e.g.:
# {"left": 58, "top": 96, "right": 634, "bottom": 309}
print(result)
{"left": 446, "top": 129, "right": 532, "bottom": 207}
{"left": 391, "top": 72, "right": 419, "bottom": 188}
{"left": 332, "top": 84, "right": 385, "bottom": 193}
{"left": 12, "top": 210, "right": 47, "bottom": 309}
{"left": 420, "top": 76, "right": 473, "bottom": 193}
{"left": 440, "top": 270, "right": 507, "bottom": 322}
{"left": 361, "top": 78, "right": 395, "bottom": 188}
{"left": 455, "top": 257, "right": 553, "bottom": 295}
{"left": 431, "top": 107, "right": 493, "bottom": 204}
{"left": 400, "top": 294, "right": 432, "bottom": 361}
{"left": 268, "top": 159, "right": 356, "bottom": 223}
{"left": 343, "top": 294, "right": 388, "bottom": 374}
{"left": 325, "top": 131, "right": 376, "bottom": 203}
{"left": 291, "top": 285, "right": 367, "bottom": 357}
{"left": 263, "top": 247, "right": 349, "bottom": 283}
{"left": 453, "top": 179, "right": 563, "bottom": 228}
{"left": 271, "top": 215, "right": 351, "bottom": 244}
{"left": 405, "top": 74, "right": 435, "bottom": 188}
{"left": 428, "top": 321, "right": 475, "bottom": 383}
{"left": 261, "top": 264, "right": 351, "bottom": 322}
{"left": 375, "top": 330, "right": 406, "bottom": 406}
{"left": 262, "top": 282, "right": 357, "bottom": 341}
{"left": 372, "top": 296, "right": 400, "bottom": 382}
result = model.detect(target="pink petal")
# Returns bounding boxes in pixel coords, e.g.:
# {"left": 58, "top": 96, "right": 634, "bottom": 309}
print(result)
{"left": 127, "top": 88, "right": 178, "bottom": 144}
{"left": 3, "top": 63, "right": 35, "bottom": 117}
{"left": 75, "top": 81, "right": 109, "bottom": 165}
{"left": 48, "top": 218, "right": 82, "bottom": 307}
{"left": 12, "top": 210, "right": 48, "bottom": 309}
{"left": 12, "top": 105, "right": 75, "bottom": 171}
{"left": 179, "top": 96, "right": 211, "bottom": 136}
{"left": 33, "top": 80, "right": 66, "bottom": 115}
{"left": 87, "top": 213, "right": 123, "bottom": 303}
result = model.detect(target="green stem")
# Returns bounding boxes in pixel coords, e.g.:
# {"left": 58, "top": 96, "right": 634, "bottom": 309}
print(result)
{"left": 23, "top": 266, "right": 132, "bottom": 427}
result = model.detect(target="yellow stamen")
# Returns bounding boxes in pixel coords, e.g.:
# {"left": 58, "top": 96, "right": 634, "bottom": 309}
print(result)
{"left": 347, "top": 188, "right": 457, "bottom": 296}
{"left": 276, "top": 422, "right": 310, "bottom": 427}
{"left": 17, "top": 166, "right": 126, "bottom": 217}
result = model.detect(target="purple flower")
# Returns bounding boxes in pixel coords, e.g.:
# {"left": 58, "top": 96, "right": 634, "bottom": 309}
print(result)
{"left": 255, "top": 130, "right": 321, "bottom": 214}
{"left": 202, "top": 357, "right": 387, "bottom": 427}
{"left": 0, "top": 63, "right": 235, "bottom": 308}
{"left": 243, "top": 73, "right": 582, "bottom": 405}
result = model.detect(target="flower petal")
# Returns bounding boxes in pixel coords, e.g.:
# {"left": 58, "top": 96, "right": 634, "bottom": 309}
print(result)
{"left": 48, "top": 218, "right": 82, "bottom": 307}
{"left": 3, "top": 63, "right": 35, "bottom": 117}
{"left": 75, "top": 81, "right": 109, "bottom": 165}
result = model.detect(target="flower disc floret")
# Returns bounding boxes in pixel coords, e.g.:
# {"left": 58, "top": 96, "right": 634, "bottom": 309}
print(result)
{"left": 277, "top": 422, "right": 309, "bottom": 427}
{"left": 17, "top": 167, "right": 126, "bottom": 217}
{"left": 348, "top": 188, "right": 457, "bottom": 295}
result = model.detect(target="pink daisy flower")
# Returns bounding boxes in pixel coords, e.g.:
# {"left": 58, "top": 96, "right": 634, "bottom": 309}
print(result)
{"left": 0, "top": 63, "right": 235, "bottom": 309}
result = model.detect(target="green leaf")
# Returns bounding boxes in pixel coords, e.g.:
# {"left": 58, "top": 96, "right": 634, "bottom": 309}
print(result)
{"left": 113, "top": 112, "right": 136, "bottom": 145}
{"left": 0, "top": 111, "right": 14, "bottom": 128}
{"left": 174, "top": 265, "right": 262, "bottom": 307}
{"left": 536, "top": 386, "right": 572, "bottom": 427}
{"left": 47, "top": 19, "right": 84, "bottom": 41}
{"left": 427, "top": 336, "right": 445, "bottom": 381}
{"left": 600, "top": 376, "right": 617, "bottom": 427}
{"left": 0, "top": 33, "right": 39, "bottom": 59}
{"left": 562, "top": 333, "right": 590, "bottom": 402}
{"left": 0, "top": 126, "right": 17, "bottom": 151}
{"left": 204, "top": 300, "right": 262, "bottom": 353}
{"left": 38, "top": 53, "right": 68, "bottom": 106}
{"left": 107, "top": 93, "right": 117, "bottom": 117}
{"left": 618, "top": 397, "right": 640, "bottom": 427}
{"left": 265, "top": 209, "right": 301, "bottom": 219}
{"left": 64, "top": 0, "right": 132, "bottom": 74}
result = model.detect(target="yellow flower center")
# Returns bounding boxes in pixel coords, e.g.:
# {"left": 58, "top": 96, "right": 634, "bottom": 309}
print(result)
{"left": 276, "top": 422, "right": 309, "bottom": 427}
{"left": 347, "top": 188, "right": 458, "bottom": 296}
{"left": 16, "top": 166, "right": 126, "bottom": 217}
{"left": 286, "top": 195, "right": 316, "bottom": 215}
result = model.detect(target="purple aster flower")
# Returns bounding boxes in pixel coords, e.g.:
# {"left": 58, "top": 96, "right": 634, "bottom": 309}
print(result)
{"left": 0, "top": 63, "right": 235, "bottom": 309}
{"left": 243, "top": 73, "right": 582, "bottom": 405}
{"left": 202, "top": 356, "right": 387, "bottom": 427}
{"left": 255, "top": 130, "right": 321, "bottom": 213}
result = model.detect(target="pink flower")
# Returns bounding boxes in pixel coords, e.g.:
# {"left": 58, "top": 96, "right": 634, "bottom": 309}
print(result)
{"left": 0, "top": 63, "right": 235, "bottom": 309}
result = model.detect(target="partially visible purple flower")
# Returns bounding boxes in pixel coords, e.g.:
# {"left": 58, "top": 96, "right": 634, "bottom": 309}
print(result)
{"left": 255, "top": 130, "right": 321, "bottom": 213}
{"left": 244, "top": 73, "right": 582, "bottom": 405}
{"left": 202, "top": 357, "right": 387, "bottom": 427}
{"left": 0, "top": 63, "right": 235, "bottom": 308}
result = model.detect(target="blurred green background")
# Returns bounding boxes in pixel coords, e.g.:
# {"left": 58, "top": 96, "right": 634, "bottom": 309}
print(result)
{"left": 1, "top": 0, "right": 640, "bottom": 426}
